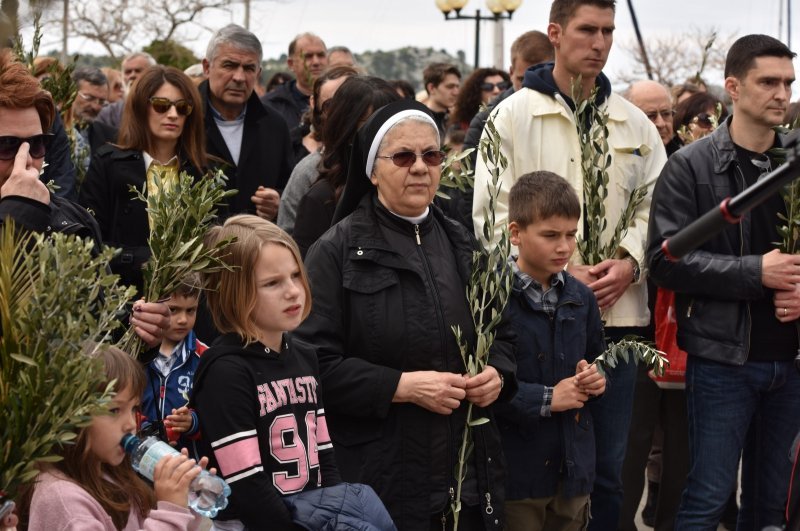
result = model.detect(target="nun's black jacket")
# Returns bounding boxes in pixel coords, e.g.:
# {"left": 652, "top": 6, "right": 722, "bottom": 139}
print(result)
{"left": 295, "top": 193, "right": 517, "bottom": 531}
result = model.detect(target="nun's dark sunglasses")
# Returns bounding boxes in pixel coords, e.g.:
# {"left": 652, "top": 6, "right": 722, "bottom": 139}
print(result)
{"left": 376, "top": 150, "right": 446, "bottom": 167}
{"left": 0, "top": 134, "right": 53, "bottom": 160}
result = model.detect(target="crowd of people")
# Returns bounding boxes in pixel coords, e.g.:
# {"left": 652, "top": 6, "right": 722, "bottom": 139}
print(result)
{"left": 1, "top": 0, "right": 800, "bottom": 530}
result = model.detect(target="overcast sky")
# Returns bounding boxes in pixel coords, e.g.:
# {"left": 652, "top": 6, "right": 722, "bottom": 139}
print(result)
{"left": 26, "top": 0, "right": 800, "bottom": 86}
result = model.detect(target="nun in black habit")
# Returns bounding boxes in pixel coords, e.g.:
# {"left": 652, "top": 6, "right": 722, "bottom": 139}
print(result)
{"left": 293, "top": 99, "right": 517, "bottom": 531}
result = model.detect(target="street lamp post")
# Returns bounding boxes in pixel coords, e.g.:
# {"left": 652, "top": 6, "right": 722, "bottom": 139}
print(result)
{"left": 435, "top": 0, "right": 523, "bottom": 69}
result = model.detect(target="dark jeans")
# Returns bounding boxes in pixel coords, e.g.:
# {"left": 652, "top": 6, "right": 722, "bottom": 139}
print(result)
{"left": 676, "top": 356, "right": 800, "bottom": 530}
{"left": 618, "top": 365, "right": 689, "bottom": 531}
{"left": 587, "top": 327, "right": 641, "bottom": 531}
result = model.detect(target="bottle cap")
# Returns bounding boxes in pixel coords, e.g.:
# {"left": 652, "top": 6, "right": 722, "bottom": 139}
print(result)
{"left": 120, "top": 433, "right": 140, "bottom": 454}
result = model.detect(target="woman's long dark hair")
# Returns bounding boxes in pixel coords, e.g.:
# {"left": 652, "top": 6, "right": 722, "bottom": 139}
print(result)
{"left": 318, "top": 76, "right": 399, "bottom": 201}
{"left": 117, "top": 65, "right": 208, "bottom": 171}
{"left": 449, "top": 67, "right": 510, "bottom": 129}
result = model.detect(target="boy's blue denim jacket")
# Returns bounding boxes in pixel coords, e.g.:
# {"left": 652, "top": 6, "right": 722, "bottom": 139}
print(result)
{"left": 493, "top": 268, "right": 606, "bottom": 500}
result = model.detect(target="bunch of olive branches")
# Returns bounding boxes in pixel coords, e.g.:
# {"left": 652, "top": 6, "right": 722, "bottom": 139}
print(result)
{"left": 117, "top": 169, "right": 237, "bottom": 356}
{"left": 0, "top": 223, "right": 135, "bottom": 500}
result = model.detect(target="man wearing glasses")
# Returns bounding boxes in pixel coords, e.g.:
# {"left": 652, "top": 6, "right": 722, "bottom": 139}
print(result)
{"left": 68, "top": 67, "right": 117, "bottom": 174}
{"left": 626, "top": 80, "right": 680, "bottom": 156}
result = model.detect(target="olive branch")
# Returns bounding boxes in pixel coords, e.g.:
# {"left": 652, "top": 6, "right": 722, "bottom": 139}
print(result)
{"left": 573, "top": 78, "right": 648, "bottom": 266}
{"left": 770, "top": 125, "right": 800, "bottom": 254}
{"left": 117, "top": 169, "right": 238, "bottom": 356}
{"left": 0, "top": 222, "right": 135, "bottom": 500}
{"left": 436, "top": 147, "right": 476, "bottom": 200}
{"left": 571, "top": 77, "right": 666, "bottom": 375}
{"left": 450, "top": 112, "right": 512, "bottom": 530}
{"left": 594, "top": 336, "right": 668, "bottom": 377}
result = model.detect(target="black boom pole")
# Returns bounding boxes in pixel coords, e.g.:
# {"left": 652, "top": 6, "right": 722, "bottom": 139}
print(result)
{"left": 627, "top": 0, "right": 653, "bottom": 80}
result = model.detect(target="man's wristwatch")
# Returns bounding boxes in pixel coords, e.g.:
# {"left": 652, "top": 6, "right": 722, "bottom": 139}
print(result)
{"left": 623, "top": 255, "right": 641, "bottom": 283}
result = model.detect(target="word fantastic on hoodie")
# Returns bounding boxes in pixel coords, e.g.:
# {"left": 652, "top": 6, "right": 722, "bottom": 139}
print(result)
{"left": 257, "top": 376, "right": 319, "bottom": 416}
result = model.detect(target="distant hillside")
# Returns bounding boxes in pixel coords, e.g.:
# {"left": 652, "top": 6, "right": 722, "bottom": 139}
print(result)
{"left": 263, "top": 46, "right": 472, "bottom": 92}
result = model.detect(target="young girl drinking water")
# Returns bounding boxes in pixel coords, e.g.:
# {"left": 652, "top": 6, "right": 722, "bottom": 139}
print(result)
{"left": 21, "top": 344, "right": 208, "bottom": 531}
{"left": 191, "top": 215, "right": 341, "bottom": 530}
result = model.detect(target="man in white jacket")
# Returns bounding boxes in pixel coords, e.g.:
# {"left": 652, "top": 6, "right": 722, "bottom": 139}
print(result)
{"left": 472, "top": 1, "right": 666, "bottom": 528}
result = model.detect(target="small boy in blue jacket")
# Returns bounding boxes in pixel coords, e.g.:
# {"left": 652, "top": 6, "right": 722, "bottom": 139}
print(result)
{"left": 140, "top": 272, "right": 207, "bottom": 455}
{"left": 495, "top": 171, "right": 607, "bottom": 530}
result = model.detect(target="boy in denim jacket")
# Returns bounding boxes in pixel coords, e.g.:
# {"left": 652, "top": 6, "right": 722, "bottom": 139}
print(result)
{"left": 494, "top": 171, "right": 607, "bottom": 530}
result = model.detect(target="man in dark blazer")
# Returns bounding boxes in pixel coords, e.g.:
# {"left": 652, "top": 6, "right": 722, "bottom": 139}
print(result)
{"left": 200, "top": 24, "right": 293, "bottom": 220}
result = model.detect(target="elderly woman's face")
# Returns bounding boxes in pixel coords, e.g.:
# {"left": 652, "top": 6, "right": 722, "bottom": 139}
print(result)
{"left": 371, "top": 120, "right": 441, "bottom": 217}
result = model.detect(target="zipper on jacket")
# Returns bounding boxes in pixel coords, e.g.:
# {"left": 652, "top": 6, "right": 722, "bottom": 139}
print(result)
{"left": 415, "top": 222, "right": 458, "bottom": 512}
{"left": 735, "top": 164, "right": 753, "bottom": 359}
{"left": 686, "top": 299, "right": 693, "bottom": 318}
{"left": 484, "top": 492, "right": 494, "bottom": 515}
{"left": 442, "top": 487, "right": 455, "bottom": 530}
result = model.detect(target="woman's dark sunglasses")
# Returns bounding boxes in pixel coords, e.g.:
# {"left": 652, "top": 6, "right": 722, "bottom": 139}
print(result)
{"left": 693, "top": 113, "right": 714, "bottom": 127}
{"left": 480, "top": 81, "right": 510, "bottom": 92}
{"left": 149, "top": 97, "right": 193, "bottom": 116}
{"left": 376, "top": 150, "right": 446, "bottom": 168}
{"left": 0, "top": 134, "right": 54, "bottom": 161}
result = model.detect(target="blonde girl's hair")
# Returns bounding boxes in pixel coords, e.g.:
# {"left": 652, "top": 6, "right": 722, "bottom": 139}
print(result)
{"left": 17, "top": 344, "right": 156, "bottom": 530}
{"left": 203, "top": 215, "right": 312, "bottom": 344}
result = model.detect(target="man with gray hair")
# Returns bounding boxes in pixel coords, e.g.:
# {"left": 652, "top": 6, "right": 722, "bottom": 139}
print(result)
{"left": 69, "top": 66, "right": 116, "bottom": 174}
{"left": 261, "top": 32, "right": 328, "bottom": 130}
{"left": 327, "top": 45, "right": 356, "bottom": 67}
{"left": 200, "top": 23, "right": 292, "bottom": 220}
{"left": 95, "top": 51, "right": 157, "bottom": 131}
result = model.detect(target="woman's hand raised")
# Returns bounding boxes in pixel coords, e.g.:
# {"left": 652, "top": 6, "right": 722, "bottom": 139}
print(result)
{"left": 393, "top": 371, "right": 467, "bottom": 415}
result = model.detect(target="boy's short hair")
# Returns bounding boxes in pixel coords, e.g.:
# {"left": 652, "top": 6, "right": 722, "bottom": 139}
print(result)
{"left": 172, "top": 271, "right": 202, "bottom": 299}
{"left": 724, "top": 34, "right": 795, "bottom": 79}
{"left": 422, "top": 62, "right": 461, "bottom": 93}
{"left": 509, "top": 171, "right": 581, "bottom": 227}
{"left": 549, "top": 0, "right": 616, "bottom": 26}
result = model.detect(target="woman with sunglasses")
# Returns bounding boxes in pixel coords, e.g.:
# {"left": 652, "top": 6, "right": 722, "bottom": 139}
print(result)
{"left": 80, "top": 65, "right": 210, "bottom": 294}
{"left": 673, "top": 91, "right": 729, "bottom": 146}
{"left": 291, "top": 75, "right": 398, "bottom": 257}
{"left": 449, "top": 68, "right": 511, "bottom": 133}
{"left": 294, "top": 99, "right": 517, "bottom": 531}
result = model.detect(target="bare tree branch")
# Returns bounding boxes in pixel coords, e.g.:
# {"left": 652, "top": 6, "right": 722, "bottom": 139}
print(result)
{"left": 67, "top": 0, "right": 230, "bottom": 59}
{"left": 69, "top": 0, "right": 134, "bottom": 59}
{"left": 616, "top": 27, "right": 736, "bottom": 87}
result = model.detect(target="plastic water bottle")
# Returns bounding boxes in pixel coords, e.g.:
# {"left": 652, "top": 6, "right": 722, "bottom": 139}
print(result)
{"left": 121, "top": 434, "right": 230, "bottom": 518}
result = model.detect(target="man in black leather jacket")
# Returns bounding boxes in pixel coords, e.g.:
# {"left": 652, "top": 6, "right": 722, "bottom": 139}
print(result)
{"left": 647, "top": 34, "right": 800, "bottom": 529}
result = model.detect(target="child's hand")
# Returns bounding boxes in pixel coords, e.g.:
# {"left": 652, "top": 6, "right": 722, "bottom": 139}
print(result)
{"left": 551, "top": 374, "right": 589, "bottom": 413}
{"left": 152, "top": 449, "right": 203, "bottom": 507}
{"left": 575, "top": 359, "right": 606, "bottom": 396}
{"left": 166, "top": 407, "right": 193, "bottom": 434}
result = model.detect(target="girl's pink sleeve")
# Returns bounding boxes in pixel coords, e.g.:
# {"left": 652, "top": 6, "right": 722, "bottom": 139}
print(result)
{"left": 137, "top": 501, "right": 202, "bottom": 531}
